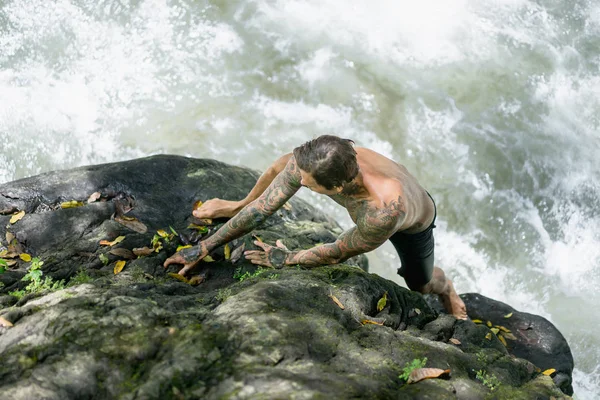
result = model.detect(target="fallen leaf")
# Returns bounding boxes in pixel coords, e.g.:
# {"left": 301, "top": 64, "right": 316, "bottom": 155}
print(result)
{"left": 496, "top": 325, "right": 511, "bottom": 333}
{"left": 502, "top": 332, "right": 517, "bottom": 341}
{"left": 407, "top": 368, "right": 451, "bottom": 384}
{"left": 113, "top": 260, "right": 126, "bottom": 275}
{"left": 157, "top": 229, "right": 169, "bottom": 238}
{"left": 192, "top": 200, "right": 203, "bottom": 210}
{"left": 224, "top": 243, "right": 231, "bottom": 260}
{"left": 414, "top": 308, "right": 422, "bottom": 315}
{"left": 188, "top": 274, "right": 206, "bottom": 286}
{"left": 490, "top": 327, "right": 500, "bottom": 335}
{"left": 187, "top": 224, "right": 209, "bottom": 233}
{"left": 504, "top": 312, "right": 513, "bottom": 318}
{"left": 61, "top": 200, "right": 84, "bottom": 209}
{"left": 4, "top": 259, "right": 17, "bottom": 267}
{"left": 472, "top": 319, "right": 483, "bottom": 324}
{"left": 87, "top": 192, "right": 101, "bottom": 203}
{"left": 485, "top": 332, "right": 492, "bottom": 340}
{"left": 109, "top": 248, "right": 135, "bottom": 260}
{"left": 0, "top": 251, "right": 18, "bottom": 259}
{"left": 329, "top": 294, "right": 345, "bottom": 310}
{"left": 19, "top": 253, "right": 32, "bottom": 262}
{"left": 133, "top": 247, "right": 154, "bottom": 257}
{"left": 377, "top": 291, "right": 388, "bottom": 312}
{"left": 498, "top": 334, "right": 508, "bottom": 347}
{"left": 361, "top": 319, "right": 383, "bottom": 326}
{"left": 0, "top": 316, "right": 13, "bottom": 327}
{"left": 9, "top": 210, "right": 25, "bottom": 224}
{"left": 542, "top": 368, "right": 556, "bottom": 376}
{"left": 203, "top": 255, "right": 215, "bottom": 262}
{"left": 168, "top": 272, "right": 190, "bottom": 284}
{"left": 486, "top": 321, "right": 492, "bottom": 328}
{"left": 99, "top": 236, "right": 126, "bottom": 247}
{"left": 115, "top": 215, "right": 148, "bottom": 234}
{"left": 230, "top": 243, "right": 246, "bottom": 263}
{"left": 253, "top": 235, "right": 263, "bottom": 243}
{"left": 6, "top": 231, "right": 15, "bottom": 245}
{"left": 449, "top": 338, "right": 461, "bottom": 345}
{"left": 176, "top": 245, "right": 193, "bottom": 252}
{"left": 169, "top": 226, "right": 178, "bottom": 236}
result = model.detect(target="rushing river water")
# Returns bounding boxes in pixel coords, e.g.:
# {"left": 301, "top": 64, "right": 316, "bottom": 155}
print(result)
{"left": 1, "top": 0, "right": 599, "bottom": 397}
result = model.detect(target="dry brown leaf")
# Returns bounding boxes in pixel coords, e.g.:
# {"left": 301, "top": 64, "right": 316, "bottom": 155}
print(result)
{"left": 542, "top": 368, "right": 556, "bottom": 376}
{"left": 115, "top": 215, "right": 148, "bottom": 234}
{"left": 328, "top": 294, "right": 345, "bottom": 310}
{"left": 5, "top": 231, "right": 15, "bottom": 245}
{"left": 407, "top": 368, "right": 451, "bottom": 384}
{"left": 0, "top": 316, "right": 13, "bottom": 327}
{"left": 109, "top": 248, "right": 135, "bottom": 260}
{"left": 361, "top": 319, "right": 383, "bottom": 326}
{"left": 113, "top": 260, "right": 126, "bottom": 275}
{"left": 10, "top": 210, "right": 25, "bottom": 224}
{"left": 87, "top": 192, "right": 102, "bottom": 203}
{"left": 224, "top": 243, "right": 231, "bottom": 260}
{"left": 19, "top": 253, "right": 32, "bottom": 262}
{"left": 133, "top": 247, "right": 154, "bottom": 257}
{"left": 99, "top": 236, "right": 126, "bottom": 247}
{"left": 449, "top": 338, "right": 461, "bottom": 345}
{"left": 5, "top": 259, "right": 17, "bottom": 267}
{"left": 0, "top": 251, "right": 18, "bottom": 259}
{"left": 230, "top": 243, "right": 246, "bottom": 263}
{"left": 61, "top": 200, "right": 84, "bottom": 209}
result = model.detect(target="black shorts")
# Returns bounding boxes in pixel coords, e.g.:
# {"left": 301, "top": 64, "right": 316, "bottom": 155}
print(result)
{"left": 388, "top": 192, "right": 436, "bottom": 291}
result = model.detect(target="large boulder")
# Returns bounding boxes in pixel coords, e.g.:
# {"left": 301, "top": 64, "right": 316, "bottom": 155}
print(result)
{"left": 0, "top": 156, "right": 573, "bottom": 399}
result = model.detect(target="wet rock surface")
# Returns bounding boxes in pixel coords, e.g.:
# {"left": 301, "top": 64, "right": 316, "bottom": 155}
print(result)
{"left": 0, "top": 155, "right": 573, "bottom": 399}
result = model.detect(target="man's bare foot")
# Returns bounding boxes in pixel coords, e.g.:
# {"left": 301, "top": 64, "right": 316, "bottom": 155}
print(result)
{"left": 192, "top": 198, "right": 242, "bottom": 219}
{"left": 441, "top": 280, "right": 468, "bottom": 320}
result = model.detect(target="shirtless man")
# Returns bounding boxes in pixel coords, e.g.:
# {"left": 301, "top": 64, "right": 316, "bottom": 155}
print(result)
{"left": 164, "top": 135, "right": 467, "bottom": 319}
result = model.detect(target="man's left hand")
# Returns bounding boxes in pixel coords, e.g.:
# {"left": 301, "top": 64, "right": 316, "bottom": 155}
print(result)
{"left": 244, "top": 240, "right": 290, "bottom": 269}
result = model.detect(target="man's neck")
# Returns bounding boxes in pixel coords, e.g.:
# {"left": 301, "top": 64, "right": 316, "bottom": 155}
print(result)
{"left": 340, "top": 172, "right": 369, "bottom": 198}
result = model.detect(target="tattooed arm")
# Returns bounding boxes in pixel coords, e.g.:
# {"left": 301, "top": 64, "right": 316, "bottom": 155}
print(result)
{"left": 245, "top": 196, "right": 407, "bottom": 268}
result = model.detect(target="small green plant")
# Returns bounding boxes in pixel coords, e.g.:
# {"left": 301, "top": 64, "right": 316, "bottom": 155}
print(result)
{"left": 215, "top": 288, "right": 232, "bottom": 302}
{"left": 0, "top": 258, "right": 7, "bottom": 274}
{"left": 399, "top": 357, "right": 427, "bottom": 381}
{"left": 267, "top": 273, "right": 279, "bottom": 279}
{"left": 67, "top": 268, "right": 93, "bottom": 286}
{"left": 233, "top": 267, "right": 264, "bottom": 282}
{"left": 9, "top": 258, "right": 65, "bottom": 299}
{"left": 475, "top": 369, "right": 501, "bottom": 391}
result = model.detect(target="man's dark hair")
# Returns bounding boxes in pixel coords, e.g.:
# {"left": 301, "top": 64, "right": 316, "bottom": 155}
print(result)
{"left": 293, "top": 135, "right": 359, "bottom": 190}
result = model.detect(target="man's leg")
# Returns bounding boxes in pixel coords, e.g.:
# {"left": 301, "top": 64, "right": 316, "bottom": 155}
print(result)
{"left": 418, "top": 266, "right": 467, "bottom": 320}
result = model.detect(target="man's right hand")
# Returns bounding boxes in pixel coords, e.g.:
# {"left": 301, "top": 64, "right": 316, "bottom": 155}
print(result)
{"left": 163, "top": 243, "right": 209, "bottom": 276}
{"left": 193, "top": 198, "right": 242, "bottom": 219}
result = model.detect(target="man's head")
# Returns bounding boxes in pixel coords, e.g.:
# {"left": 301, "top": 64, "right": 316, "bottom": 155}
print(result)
{"left": 293, "top": 135, "right": 359, "bottom": 194}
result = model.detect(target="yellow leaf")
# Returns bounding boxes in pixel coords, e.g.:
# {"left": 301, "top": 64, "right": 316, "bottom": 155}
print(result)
{"left": 187, "top": 224, "right": 209, "bottom": 233}
{"left": 485, "top": 332, "right": 492, "bottom": 340}
{"left": 253, "top": 235, "right": 263, "bottom": 243}
{"left": 19, "top": 253, "right": 32, "bottom": 262}
{"left": 329, "top": 294, "right": 345, "bottom": 310}
{"left": 224, "top": 243, "right": 231, "bottom": 260}
{"left": 361, "top": 319, "right": 384, "bottom": 326}
{"left": 61, "top": 200, "right": 84, "bottom": 209}
{"left": 0, "top": 316, "right": 13, "bottom": 327}
{"left": 176, "top": 245, "right": 193, "bottom": 252}
{"left": 377, "top": 291, "right": 388, "bottom": 312}
{"left": 486, "top": 321, "right": 492, "bottom": 327}
{"left": 502, "top": 332, "right": 517, "bottom": 341}
{"left": 192, "top": 200, "right": 203, "bottom": 210}
{"left": 99, "top": 236, "right": 126, "bottom": 247}
{"left": 472, "top": 319, "right": 483, "bottom": 324}
{"left": 498, "top": 334, "right": 507, "bottom": 347}
{"left": 496, "top": 325, "right": 511, "bottom": 333}
{"left": 113, "top": 260, "right": 126, "bottom": 275}
{"left": 9, "top": 210, "right": 25, "bottom": 224}
{"left": 542, "top": 368, "right": 556, "bottom": 376}
{"left": 490, "top": 327, "right": 500, "bottom": 335}
{"left": 504, "top": 312, "right": 513, "bottom": 318}
{"left": 157, "top": 229, "right": 169, "bottom": 238}
{"left": 203, "top": 255, "right": 215, "bottom": 262}
{"left": 168, "top": 272, "right": 190, "bottom": 284}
